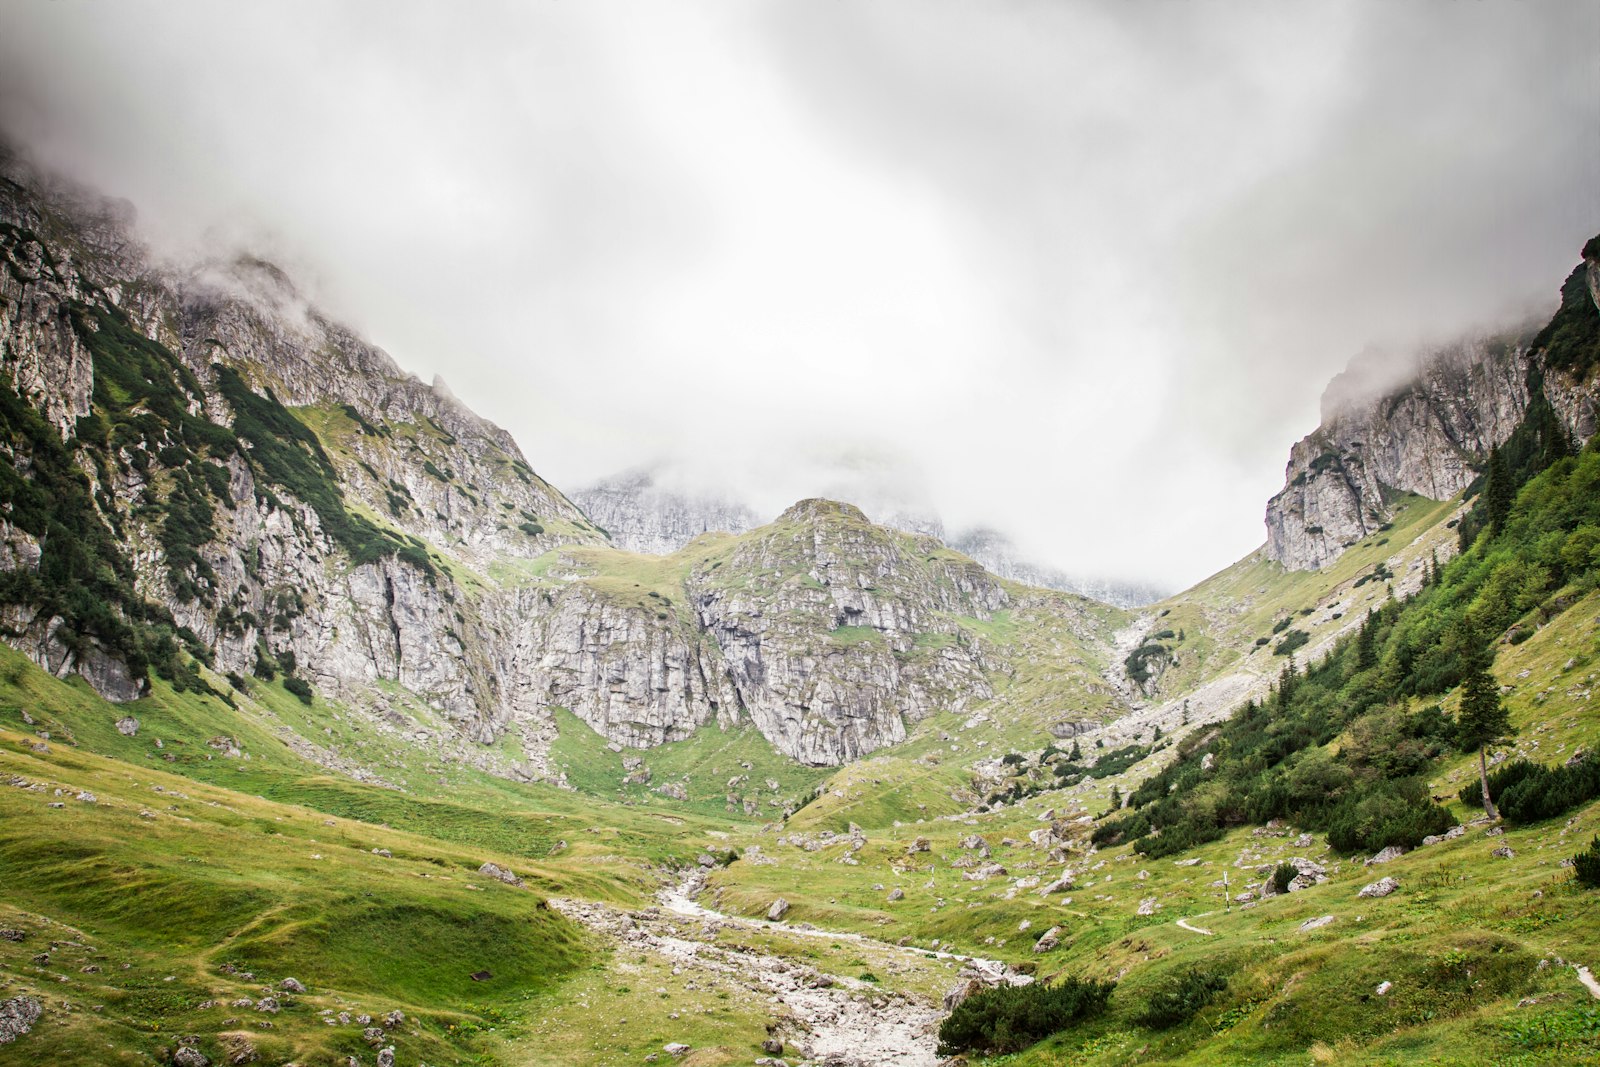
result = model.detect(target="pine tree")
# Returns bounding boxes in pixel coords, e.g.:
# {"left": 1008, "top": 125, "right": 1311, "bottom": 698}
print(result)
{"left": 1457, "top": 661, "right": 1515, "bottom": 818}
{"left": 1068, "top": 739, "right": 1082, "bottom": 762}
{"left": 1108, "top": 784, "right": 1122, "bottom": 811}
{"left": 1355, "top": 610, "right": 1377, "bottom": 672}
{"left": 1485, "top": 446, "right": 1513, "bottom": 537}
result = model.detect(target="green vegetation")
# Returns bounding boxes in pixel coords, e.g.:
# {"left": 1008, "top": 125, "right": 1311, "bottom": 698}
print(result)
{"left": 1529, "top": 233, "right": 1600, "bottom": 380}
{"left": 1135, "top": 967, "right": 1228, "bottom": 1030}
{"left": 937, "top": 976, "right": 1115, "bottom": 1056}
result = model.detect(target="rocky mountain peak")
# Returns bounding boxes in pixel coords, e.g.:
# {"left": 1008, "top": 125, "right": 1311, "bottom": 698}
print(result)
{"left": 778, "top": 498, "right": 871, "bottom": 526}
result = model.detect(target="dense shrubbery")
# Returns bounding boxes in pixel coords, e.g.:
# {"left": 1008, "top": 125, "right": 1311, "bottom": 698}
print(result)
{"left": 1125, "top": 642, "right": 1171, "bottom": 686}
{"left": 1135, "top": 967, "right": 1228, "bottom": 1029}
{"left": 1462, "top": 758, "right": 1600, "bottom": 824}
{"left": 936, "top": 977, "right": 1115, "bottom": 1056}
{"left": 283, "top": 676, "right": 315, "bottom": 706}
{"left": 1119, "top": 428, "right": 1600, "bottom": 857}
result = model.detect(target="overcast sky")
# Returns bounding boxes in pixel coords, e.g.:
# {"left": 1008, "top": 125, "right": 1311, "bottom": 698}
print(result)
{"left": 2, "top": 1, "right": 1596, "bottom": 589}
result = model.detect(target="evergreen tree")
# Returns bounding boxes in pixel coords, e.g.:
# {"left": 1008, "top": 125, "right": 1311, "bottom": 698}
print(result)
{"left": 1068, "top": 739, "right": 1082, "bottom": 761}
{"left": 1355, "top": 610, "right": 1377, "bottom": 672}
{"left": 1485, "top": 446, "right": 1513, "bottom": 537}
{"left": 1108, "top": 784, "right": 1122, "bottom": 811}
{"left": 1457, "top": 661, "right": 1515, "bottom": 818}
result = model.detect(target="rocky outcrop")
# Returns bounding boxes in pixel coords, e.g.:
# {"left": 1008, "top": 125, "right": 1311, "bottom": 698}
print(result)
{"left": 1266, "top": 238, "right": 1600, "bottom": 571}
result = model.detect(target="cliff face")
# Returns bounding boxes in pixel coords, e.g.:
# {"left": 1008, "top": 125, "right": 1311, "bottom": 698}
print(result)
{"left": 1266, "top": 241, "right": 1600, "bottom": 571}
{"left": 0, "top": 154, "right": 1124, "bottom": 772}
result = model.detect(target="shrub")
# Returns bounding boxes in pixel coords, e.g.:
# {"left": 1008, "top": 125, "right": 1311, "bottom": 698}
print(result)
{"left": 1465, "top": 758, "right": 1600, "bottom": 824}
{"left": 1273, "top": 629, "right": 1310, "bottom": 656}
{"left": 1573, "top": 836, "right": 1600, "bottom": 888}
{"left": 283, "top": 675, "right": 314, "bottom": 706}
{"left": 1136, "top": 967, "right": 1228, "bottom": 1029}
{"left": 1271, "top": 862, "right": 1298, "bottom": 895}
{"left": 937, "top": 976, "right": 1115, "bottom": 1056}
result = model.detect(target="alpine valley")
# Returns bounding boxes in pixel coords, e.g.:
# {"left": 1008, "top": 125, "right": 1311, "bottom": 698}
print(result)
{"left": 3, "top": 148, "right": 1600, "bottom": 1067}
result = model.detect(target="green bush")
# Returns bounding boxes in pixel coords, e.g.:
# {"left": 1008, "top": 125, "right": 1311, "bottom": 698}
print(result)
{"left": 283, "top": 676, "right": 314, "bottom": 706}
{"left": 1573, "top": 836, "right": 1600, "bottom": 888}
{"left": 1466, "top": 758, "right": 1600, "bottom": 824}
{"left": 937, "top": 976, "right": 1115, "bottom": 1056}
{"left": 1270, "top": 862, "right": 1298, "bottom": 895}
{"left": 1136, "top": 967, "right": 1228, "bottom": 1029}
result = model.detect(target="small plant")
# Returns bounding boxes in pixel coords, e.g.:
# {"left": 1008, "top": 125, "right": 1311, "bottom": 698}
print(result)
{"left": 1270, "top": 862, "right": 1298, "bottom": 895}
{"left": 283, "top": 675, "right": 314, "bottom": 706}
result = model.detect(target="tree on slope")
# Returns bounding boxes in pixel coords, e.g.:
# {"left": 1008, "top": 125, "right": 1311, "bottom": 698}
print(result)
{"left": 1457, "top": 660, "right": 1515, "bottom": 818}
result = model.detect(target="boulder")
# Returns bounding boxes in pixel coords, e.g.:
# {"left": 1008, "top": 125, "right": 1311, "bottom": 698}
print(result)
{"left": 907, "top": 837, "right": 931, "bottom": 854}
{"left": 1491, "top": 845, "right": 1516, "bottom": 859}
{"left": 280, "top": 977, "right": 306, "bottom": 993}
{"left": 887, "top": 888, "right": 904, "bottom": 902}
{"left": 115, "top": 716, "right": 139, "bottom": 737}
{"left": 377, "top": 1048, "right": 395, "bottom": 1067}
{"left": 767, "top": 898, "right": 790, "bottom": 921}
{"left": 172, "top": 1049, "right": 209, "bottom": 1067}
{"left": 1032, "top": 926, "right": 1061, "bottom": 953}
{"left": 478, "top": 862, "right": 524, "bottom": 887}
{"left": 1298, "top": 915, "right": 1335, "bottom": 932}
{"left": 1358, "top": 877, "right": 1400, "bottom": 899}
{"left": 664, "top": 1043, "right": 691, "bottom": 1056}
{"left": 1365, "top": 845, "right": 1405, "bottom": 865}
{"left": 0, "top": 996, "right": 42, "bottom": 1045}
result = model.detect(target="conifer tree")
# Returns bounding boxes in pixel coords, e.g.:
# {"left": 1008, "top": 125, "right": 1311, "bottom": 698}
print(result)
{"left": 1485, "top": 446, "right": 1513, "bottom": 537}
{"left": 1458, "top": 660, "right": 1515, "bottom": 818}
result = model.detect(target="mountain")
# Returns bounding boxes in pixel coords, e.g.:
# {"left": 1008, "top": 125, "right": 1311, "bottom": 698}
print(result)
{"left": 0, "top": 152, "right": 1126, "bottom": 778}
{"left": 575, "top": 468, "right": 1166, "bottom": 607}
{"left": 569, "top": 467, "right": 762, "bottom": 554}
{"left": 1265, "top": 242, "right": 1600, "bottom": 571}
{"left": 945, "top": 527, "right": 1166, "bottom": 608}
{"left": 5, "top": 146, "right": 1600, "bottom": 1067}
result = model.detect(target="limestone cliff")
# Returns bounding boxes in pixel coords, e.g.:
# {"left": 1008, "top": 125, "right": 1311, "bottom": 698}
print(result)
{"left": 1266, "top": 237, "right": 1600, "bottom": 571}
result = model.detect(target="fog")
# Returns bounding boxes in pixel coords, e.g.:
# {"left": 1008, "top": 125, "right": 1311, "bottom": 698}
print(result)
{"left": 2, "top": 0, "right": 1595, "bottom": 588}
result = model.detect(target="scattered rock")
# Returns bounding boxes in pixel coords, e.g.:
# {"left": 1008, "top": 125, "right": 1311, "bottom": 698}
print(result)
{"left": 382, "top": 1009, "right": 405, "bottom": 1028}
{"left": 478, "top": 862, "right": 524, "bottom": 887}
{"left": 0, "top": 930, "right": 24, "bottom": 943}
{"left": 1365, "top": 846, "right": 1405, "bottom": 866}
{"left": 75, "top": 791, "right": 96, "bottom": 804}
{"left": 371, "top": 848, "right": 392, "bottom": 858}
{"left": 907, "top": 837, "right": 930, "bottom": 854}
{"left": 0, "top": 996, "right": 42, "bottom": 1045}
{"left": 172, "top": 1048, "right": 210, "bottom": 1067}
{"left": 887, "top": 888, "right": 904, "bottom": 902}
{"left": 1358, "top": 877, "right": 1400, "bottom": 899}
{"left": 377, "top": 1048, "right": 395, "bottom": 1067}
{"left": 1491, "top": 846, "right": 1516, "bottom": 859}
{"left": 254, "top": 997, "right": 279, "bottom": 1014}
{"left": 115, "top": 717, "right": 139, "bottom": 737}
{"left": 1375, "top": 981, "right": 1393, "bottom": 996}
{"left": 664, "top": 1042, "right": 691, "bottom": 1057}
{"left": 1033, "top": 926, "right": 1061, "bottom": 953}
{"left": 363, "top": 1027, "right": 386, "bottom": 1045}
{"left": 1137, "top": 897, "right": 1159, "bottom": 916}
{"left": 654, "top": 782, "right": 688, "bottom": 801}
{"left": 1298, "top": 915, "right": 1336, "bottom": 932}
{"left": 279, "top": 978, "right": 306, "bottom": 994}
{"left": 762, "top": 1036, "right": 784, "bottom": 1054}
{"left": 766, "top": 898, "right": 790, "bottom": 921}
{"left": 222, "top": 1034, "right": 258, "bottom": 1065}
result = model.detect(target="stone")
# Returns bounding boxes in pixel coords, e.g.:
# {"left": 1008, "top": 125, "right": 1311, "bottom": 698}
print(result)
{"left": 279, "top": 977, "right": 306, "bottom": 993}
{"left": 254, "top": 997, "right": 279, "bottom": 1013}
{"left": 477, "top": 862, "right": 524, "bottom": 887}
{"left": 887, "top": 888, "right": 904, "bottom": 902}
{"left": 766, "top": 898, "right": 790, "bottom": 921}
{"left": 1365, "top": 845, "right": 1405, "bottom": 866}
{"left": 664, "top": 1043, "right": 691, "bottom": 1056}
{"left": 172, "top": 1048, "right": 210, "bottom": 1067}
{"left": 0, "top": 996, "right": 42, "bottom": 1045}
{"left": 371, "top": 848, "right": 392, "bottom": 858}
{"left": 907, "top": 837, "right": 931, "bottom": 854}
{"left": 383, "top": 1009, "right": 405, "bottom": 1028}
{"left": 762, "top": 1037, "right": 784, "bottom": 1054}
{"left": 377, "top": 1048, "right": 395, "bottom": 1067}
{"left": 1298, "top": 915, "right": 1335, "bottom": 932}
{"left": 1358, "top": 877, "right": 1400, "bottom": 899}
{"left": 1137, "top": 897, "right": 1159, "bottom": 916}
{"left": 115, "top": 716, "right": 139, "bottom": 737}
{"left": 1491, "top": 845, "right": 1516, "bottom": 859}
{"left": 363, "top": 1027, "right": 386, "bottom": 1045}
{"left": 1375, "top": 981, "right": 1392, "bottom": 996}
{"left": 1033, "top": 926, "right": 1061, "bottom": 953}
